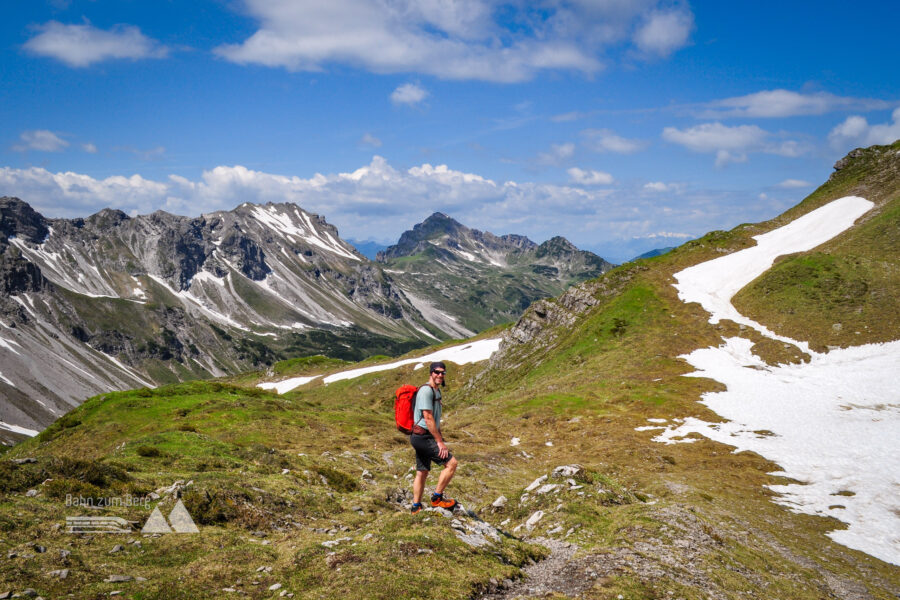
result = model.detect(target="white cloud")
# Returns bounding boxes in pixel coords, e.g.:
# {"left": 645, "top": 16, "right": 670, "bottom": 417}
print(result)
{"left": 663, "top": 123, "right": 767, "bottom": 153}
{"left": 213, "top": 0, "right": 691, "bottom": 82}
{"left": 828, "top": 107, "right": 900, "bottom": 150}
{"left": 13, "top": 130, "right": 69, "bottom": 152}
{"left": 359, "top": 133, "right": 382, "bottom": 148}
{"left": 567, "top": 167, "right": 613, "bottom": 185}
{"left": 0, "top": 157, "right": 770, "bottom": 264}
{"left": 23, "top": 21, "right": 168, "bottom": 68}
{"left": 635, "top": 231, "right": 692, "bottom": 239}
{"left": 537, "top": 142, "right": 576, "bottom": 166}
{"left": 662, "top": 122, "right": 809, "bottom": 166}
{"left": 703, "top": 89, "right": 892, "bottom": 119}
{"left": 582, "top": 129, "right": 646, "bottom": 154}
{"left": 776, "top": 179, "right": 811, "bottom": 189}
{"left": 391, "top": 83, "right": 428, "bottom": 106}
{"left": 82, "top": 143, "right": 98, "bottom": 154}
{"left": 633, "top": 9, "right": 694, "bottom": 57}
{"left": 644, "top": 181, "right": 681, "bottom": 192}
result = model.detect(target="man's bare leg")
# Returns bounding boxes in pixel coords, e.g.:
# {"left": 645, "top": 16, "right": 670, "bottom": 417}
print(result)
{"left": 413, "top": 470, "right": 429, "bottom": 504}
{"left": 434, "top": 457, "right": 458, "bottom": 495}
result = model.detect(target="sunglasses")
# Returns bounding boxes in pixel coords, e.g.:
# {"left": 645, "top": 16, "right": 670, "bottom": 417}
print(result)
{"left": 432, "top": 370, "right": 446, "bottom": 375}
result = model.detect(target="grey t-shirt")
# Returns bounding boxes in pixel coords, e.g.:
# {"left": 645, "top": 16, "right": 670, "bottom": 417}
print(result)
{"left": 413, "top": 385, "right": 442, "bottom": 431}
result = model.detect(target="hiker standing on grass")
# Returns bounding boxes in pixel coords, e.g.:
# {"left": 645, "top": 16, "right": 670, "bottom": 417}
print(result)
{"left": 409, "top": 361, "right": 458, "bottom": 513}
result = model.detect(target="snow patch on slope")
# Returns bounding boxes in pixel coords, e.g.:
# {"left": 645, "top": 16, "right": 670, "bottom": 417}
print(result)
{"left": 257, "top": 338, "right": 500, "bottom": 394}
{"left": 251, "top": 206, "right": 360, "bottom": 261}
{"left": 0, "top": 421, "right": 39, "bottom": 437}
{"left": 649, "top": 195, "right": 900, "bottom": 566}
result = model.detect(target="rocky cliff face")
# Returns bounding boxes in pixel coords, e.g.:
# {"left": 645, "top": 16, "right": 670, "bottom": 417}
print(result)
{"left": 378, "top": 213, "right": 615, "bottom": 335}
{"left": 0, "top": 198, "right": 438, "bottom": 440}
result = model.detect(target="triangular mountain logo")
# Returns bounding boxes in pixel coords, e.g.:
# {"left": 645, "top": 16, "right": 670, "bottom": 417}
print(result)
{"left": 168, "top": 500, "right": 200, "bottom": 533}
{"left": 141, "top": 506, "right": 173, "bottom": 533}
{"left": 141, "top": 500, "right": 199, "bottom": 534}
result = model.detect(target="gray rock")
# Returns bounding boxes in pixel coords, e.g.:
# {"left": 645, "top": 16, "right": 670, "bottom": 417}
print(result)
{"left": 25, "top": 490, "right": 37, "bottom": 497}
{"left": 525, "top": 475, "right": 548, "bottom": 492}
{"left": 551, "top": 464, "right": 584, "bottom": 479}
{"left": 110, "top": 544, "right": 124, "bottom": 554}
{"left": 105, "top": 575, "right": 133, "bottom": 583}
{"left": 47, "top": 569, "right": 69, "bottom": 579}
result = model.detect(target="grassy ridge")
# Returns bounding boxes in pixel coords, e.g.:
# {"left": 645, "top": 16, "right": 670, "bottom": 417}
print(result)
{"left": 733, "top": 142, "right": 900, "bottom": 350}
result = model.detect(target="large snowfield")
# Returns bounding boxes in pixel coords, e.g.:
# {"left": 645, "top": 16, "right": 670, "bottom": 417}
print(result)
{"left": 642, "top": 196, "right": 900, "bottom": 566}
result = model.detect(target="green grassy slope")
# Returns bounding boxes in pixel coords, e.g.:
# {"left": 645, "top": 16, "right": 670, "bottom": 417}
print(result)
{"left": 1, "top": 145, "right": 898, "bottom": 599}
{"left": 732, "top": 141, "right": 900, "bottom": 350}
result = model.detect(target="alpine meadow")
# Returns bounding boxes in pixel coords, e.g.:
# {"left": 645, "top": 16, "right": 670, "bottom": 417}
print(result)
{"left": 2, "top": 1, "right": 900, "bottom": 598}
{"left": 1, "top": 143, "right": 897, "bottom": 598}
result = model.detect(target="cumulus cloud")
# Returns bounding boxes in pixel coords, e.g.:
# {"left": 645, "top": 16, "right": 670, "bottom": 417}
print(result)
{"left": 643, "top": 181, "right": 683, "bottom": 192}
{"left": 391, "top": 83, "right": 428, "bottom": 106}
{"left": 662, "top": 122, "right": 810, "bottom": 166}
{"left": 82, "top": 143, "right": 98, "bottom": 154}
{"left": 636, "top": 231, "right": 692, "bottom": 239}
{"left": 0, "top": 156, "right": 737, "bottom": 260}
{"left": 567, "top": 167, "right": 613, "bottom": 185}
{"left": 633, "top": 9, "right": 694, "bottom": 57}
{"left": 13, "top": 130, "right": 69, "bottom": 152}
{"left": 828, "top": 107, "right": 900, "bottom": 150}
{"left": 213, "top": 0, "right": 691, "bottom": 82}
{"left": 582, "top": 129, "right": 646, "bottom": 154}
{"left": 23, "top": 21, "right": 168, "bottom": 67}
{"left": 702, "top": 89, "right": 892, "bottom": 119}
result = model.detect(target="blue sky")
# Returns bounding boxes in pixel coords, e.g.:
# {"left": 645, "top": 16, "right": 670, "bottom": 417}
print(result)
{"left": 1, "top": 0, "right": 898, "bottom": 262}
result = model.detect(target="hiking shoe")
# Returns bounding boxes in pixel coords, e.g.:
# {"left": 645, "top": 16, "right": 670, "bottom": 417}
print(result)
{"left": 430, "top": 493, "right": 457, "bottom": 510}
{"left": 410, "top": 502, "right": 424, "bottom": 514}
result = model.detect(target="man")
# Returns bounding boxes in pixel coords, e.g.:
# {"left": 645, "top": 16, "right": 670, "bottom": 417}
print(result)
{"left": 409, "top": 361, "right": 458, "bottom": 513}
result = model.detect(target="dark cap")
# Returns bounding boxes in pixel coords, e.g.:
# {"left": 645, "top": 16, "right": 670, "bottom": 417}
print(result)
{"left": 430, "top": 361, "right": 446, "bottom": 373}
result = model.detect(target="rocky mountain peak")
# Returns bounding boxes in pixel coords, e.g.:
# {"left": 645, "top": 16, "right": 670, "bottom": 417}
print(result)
{"left": 535, "top": 236, "right": 579, "bottom": 257}
{"left": 86, "top": 208, "right": 130, "bottom": 230}
{"left": 378, "top": 213, "right": 536, "bottom": 262}
{"left": 0, "top": 196, "right": 49, "bottom": 244}
{"left": 411, "top": 212, "right": 467, "bottom": 241}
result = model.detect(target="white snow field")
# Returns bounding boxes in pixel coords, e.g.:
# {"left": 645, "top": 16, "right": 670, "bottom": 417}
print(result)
{"left": 644, "top": 195, "right": 900, "bottom": 565}
{"left": 257, "top": 337, "right": 501, "bottom": 394}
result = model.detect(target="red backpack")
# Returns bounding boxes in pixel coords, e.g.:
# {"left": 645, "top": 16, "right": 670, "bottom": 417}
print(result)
{"left": 394, "top": 385, "right": 419, "bottom": 434}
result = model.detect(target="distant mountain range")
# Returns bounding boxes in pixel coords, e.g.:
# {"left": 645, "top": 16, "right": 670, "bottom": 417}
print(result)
{"left": 630, "top": 247, "right": 676, "bottom": 261}
{"left": 0, "top": 199, "right": 612, "bottom": 438}
{"left": 378, "top": 212, "right": 614, "bottom": 336}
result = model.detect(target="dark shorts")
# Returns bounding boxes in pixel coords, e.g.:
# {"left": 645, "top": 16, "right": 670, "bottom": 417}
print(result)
{"left": 410, "top": 433, "right": 452, "bottom": 472}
